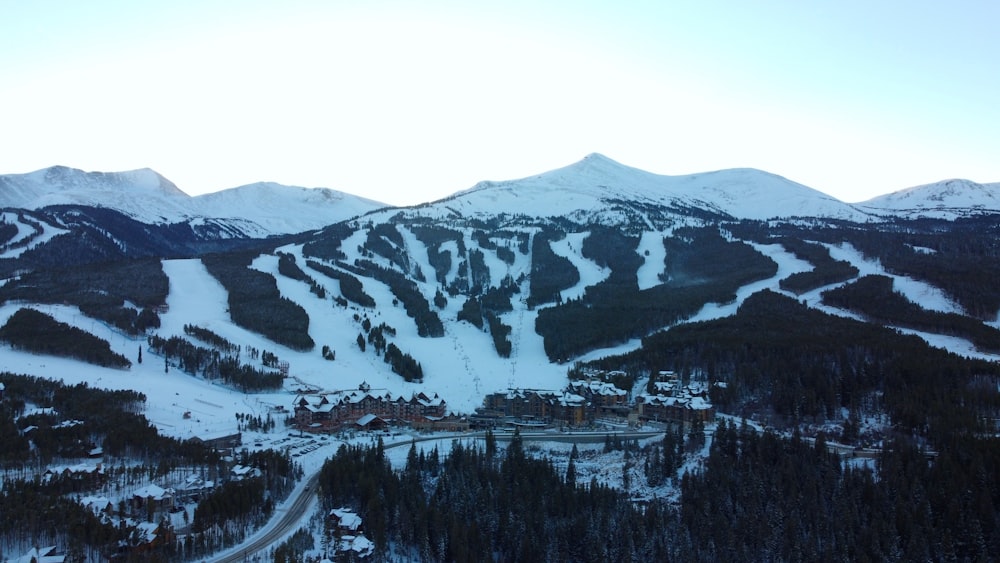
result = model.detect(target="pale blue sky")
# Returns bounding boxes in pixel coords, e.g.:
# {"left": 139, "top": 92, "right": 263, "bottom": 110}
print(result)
{"left": 2, "top": 0, "right": 998, "bottom": 205}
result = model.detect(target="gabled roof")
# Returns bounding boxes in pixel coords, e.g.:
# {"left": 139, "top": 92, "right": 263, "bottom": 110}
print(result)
{"left": 133, "top": 484, "right": 173, "bottom": 500}
{"left": 570, "top": 380, "right": 627, "bottom": 397}
{"left": 12, "top": 545, "right": 64, "bottom": 563}
{"left": 356, "top": 413, "right": 387, "bottom": 427}
{"left": 330, "top": 507, "right": 363, "bottom": 531}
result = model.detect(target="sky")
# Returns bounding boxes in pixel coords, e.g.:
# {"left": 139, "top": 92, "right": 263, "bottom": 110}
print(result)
{"left": 2, "top": 0, "right": 998, "bottom": 207}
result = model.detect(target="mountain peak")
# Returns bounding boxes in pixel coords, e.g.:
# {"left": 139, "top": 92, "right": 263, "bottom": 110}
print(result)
{"left": 440, "top": 154, "right": 869, "bottom": 222}
{"left": 860, "top": 177, "right": 1000, "bottom": 218}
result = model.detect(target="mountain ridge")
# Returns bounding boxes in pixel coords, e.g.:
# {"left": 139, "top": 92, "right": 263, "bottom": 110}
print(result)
{"left": 3, "top": 156, "right": 1000, "bottom": 236}
{"left": 0, "top": 165, "right": 388, "bottom": 237}
{"left": 859, "top": 178, "right": 1000, "bottom": 218}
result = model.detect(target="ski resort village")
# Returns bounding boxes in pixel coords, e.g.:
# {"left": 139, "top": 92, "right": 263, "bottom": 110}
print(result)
{"left": 1, "top": 155, "right": 999, "bottom": 561}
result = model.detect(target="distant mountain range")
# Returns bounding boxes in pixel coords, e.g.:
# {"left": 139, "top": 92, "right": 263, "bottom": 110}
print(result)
{"left": 0, "top": 165, "right": 386, "bottom": 238}
{"left": 2, "top": 155, "right": 998, "bottom": 238}
{"left": 3, "top": 153, "right": 1000, "bottom": 561}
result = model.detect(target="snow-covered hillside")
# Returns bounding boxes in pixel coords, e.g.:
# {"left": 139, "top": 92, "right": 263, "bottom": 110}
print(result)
{"left": 0, "top": 166, "right": 387, "bottom": 236}
{"left": 194, "top": 183, "right": 385, "bottom": 238}
{"left": 0, "top": 166, "right": 191, "bottom": 222}
{"left": 5, "top": 157, "right": 999, "bottom": 238}
{"left": 859, "top": 178, "right": 1000, "bottom": 219}
{"left": 436, "top": 153, "right": 874, "bottom": 222}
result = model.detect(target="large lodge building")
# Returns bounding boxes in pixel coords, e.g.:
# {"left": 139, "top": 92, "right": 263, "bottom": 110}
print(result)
{"left": 476, "top": 372, "right": 715, "bottom": 429}
{"left": 294, "top": 382, "right": 448, "bottom": 432}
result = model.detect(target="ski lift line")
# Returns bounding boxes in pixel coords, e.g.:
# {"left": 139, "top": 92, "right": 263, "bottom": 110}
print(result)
{"left": 194, "top": 398, "right": 224, "bottom": 409}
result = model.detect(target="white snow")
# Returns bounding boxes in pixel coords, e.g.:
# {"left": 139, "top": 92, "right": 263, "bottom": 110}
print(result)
{"left": 442, "top": 153, "right": 874, "bottom": 222}
{"left": 548, "top": 232, "right": 610, "bottom": 301}
{"left": 0, "top": 211, "right": 71, "bottom": 259}
{"left": 860, "top": 178, "right": 1000, "bottom": 218}
{"left": 636, "top": 230, "right": 669, "bottom": 290}
{"left": 822, "top": 243, "right": 962, "bottom": 314}
{"left": 0, "top": 166, "right": 385, "bottom": 236}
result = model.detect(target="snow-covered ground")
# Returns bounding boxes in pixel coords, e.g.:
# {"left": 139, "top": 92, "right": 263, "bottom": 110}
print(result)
{"left": 0, "top": 211, "right": 69, "bottom": 260}
{"left": 2, "top": 222, "right": 995, "bottom": 559}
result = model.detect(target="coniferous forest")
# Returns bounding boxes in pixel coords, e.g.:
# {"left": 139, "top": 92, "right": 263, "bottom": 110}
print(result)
{"left": 4, "top": 170, "right": 1000, "bottom": 562}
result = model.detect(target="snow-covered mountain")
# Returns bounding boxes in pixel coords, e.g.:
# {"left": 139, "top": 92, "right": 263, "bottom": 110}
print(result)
{"left": 0, "top": 166, "right": 191, "bottom": 220}
{"left": 6, "top": 157, "right": 999, "bottom": 237}
{"left": 432, "top": 153, "right": 873, "bottom": 222}
{"left": 0, "top": 166, "right": 387, "bottom": 237}
{"left": 192, "top": 182, "right": 386, "bottom": 238}
{"left": 859, "top": 178, "right": 1000, "bottom": 219}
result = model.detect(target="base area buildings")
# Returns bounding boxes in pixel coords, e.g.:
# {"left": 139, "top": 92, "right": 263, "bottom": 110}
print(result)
{"left": 293, "top": 382, "right": 450, "bottom": 432}
{"left": 477, "top": 373, "right": 716, "bottom": 428}
{"left": 294, "top": 373, "right": 715, "bottom": 433}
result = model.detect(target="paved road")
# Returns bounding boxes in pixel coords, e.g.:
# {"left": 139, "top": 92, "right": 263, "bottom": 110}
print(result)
{"left": 211, "top": 430, "right": 665, "bottom": 561}
{"left": 214, "top": 471, "right": 321, "bottom": 563}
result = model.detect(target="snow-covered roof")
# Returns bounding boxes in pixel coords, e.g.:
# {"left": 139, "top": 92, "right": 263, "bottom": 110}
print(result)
{"left": 133, "top": 484, "right": 173, "bottom": 500}
{"left": 44, "top": 462, "right": 103, "bottom": 479}
{"left": 339, "top": 534, "right": 374, "bottom": 558}
{"left": 356, "top": 413, "right": 388, "bottom": 427}
{"left": 80, "top": 496, "right": 113, "bottom": 514}
{"left": 330, "top": 507, "right": 363, "bottom": 531}
{"left": 558, "top": 392, "right": 586, "bottom": 406}
{"left": 569, "top": 380, "right": 627, "bottom": 397}
{"left": 11, "top": 545, "right": 64, "bottom": 563}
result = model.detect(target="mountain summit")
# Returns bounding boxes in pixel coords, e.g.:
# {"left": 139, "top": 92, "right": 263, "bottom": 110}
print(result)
{"left": 0, "top": 166, "right": 187, "bottom": 215}
{"left": 443, "top": 153, "right": 870, "bottom": 222}
{"left": 860, "top": 178, "right": 1000, "bottom": 218}
{"left": 0, "top": 166, "right": 386, "bottom": 237}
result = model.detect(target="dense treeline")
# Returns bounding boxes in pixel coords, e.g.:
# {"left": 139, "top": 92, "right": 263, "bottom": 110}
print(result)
{"left": 481, "top": 277, "right": 518, "bottom": 312}
{"left": 384, "top": 342, "right": 424, "bottom": 382}
{"left": 0, "top": 308, "right": 131, "bottom": 368}
{"left": 0, "top": 373, "right": 219, "bottom": 559}
{"left": 192, "top": 479, "right": 269, "bottom": 535}
{"left": 412, "top": 225, "right": 465, "bottom": 286}
{"left": 457, "top": 296, "right": 484, "bottom": 329}
{"left": 774, "top": 237, "right": 859, "bottom": 293}
{"left": 276, "top": 252, "right": 326, "bottom": 299}
{"left": 364, "top": 223, "right": 410, "bottom": 272}
{"left": 842, "top": 219, "right": 1000, "bottom": 320}
{"left": 318, "top": 434, "right": 672, "bottom": 562}
{"left": 318, "top": 423, "right": 1000, "bottom": 561}
{"left": 536, "top": 227, "right": 777, "bottom": 361}
{"left": 146, "top": 335, "right": 284, "bottom": 392}
{"left": 0, "top": 257, "right": 166, "bottom": 335}
{"left": 822, "top": 274, "right": 1000, "bottom": 353}
{"left": 183, "top": 324, "right": 239, "bottom": 355}
{"left": 0, "top": 374, "right": 219, "bottom": 463}
{"left": 0, "top": 480, "right": 136, "bottom": 562}
{"left": 485, "top": 311, "right": 512, "bottom": 358}
{"left": 527, "top": 228, "right": 580, "bottom": 307}
{"left": 581, "top": 225, "right": 642, "bottom": 292}
{"left": 301, "top": 222, "right": 354, "bottom": 261}
{"left": 352, "top": 259, "right": 444, "bottom": 337}
{"left": 680, "top": 420, "right": 1000, "bottom": 561}
{"left": 0, "top": 217, "right": 19, "bottom": 246}
{"left": 201, "top": 252, "right": 314, "bottom": 351}
{"left": 471, "top": 229, "right": 519, "bottom": 265}
{"left": 468, "top": 248, "right": 490, "bottom": 293}
{"left": 306, "top": 260, "right": 376, "bottom": 308}
{"left": 732, "top": 216, "right": 1000, "bottom": 320}
{"left": 593, "top": 290, "right": 1000, "bottom": 440}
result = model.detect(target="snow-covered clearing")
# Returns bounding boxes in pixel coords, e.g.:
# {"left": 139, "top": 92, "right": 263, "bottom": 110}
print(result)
{"left": 0, "top": 211, "right": 69, "bottom": 259}
{"left": 549, "top": 231, "right": 609, "bottom": 301}
{"left": 636, "top": 230, "right": 669, "bottom": 290}
{"left": 824, "top": 242, "right": 962, "bottom": 314}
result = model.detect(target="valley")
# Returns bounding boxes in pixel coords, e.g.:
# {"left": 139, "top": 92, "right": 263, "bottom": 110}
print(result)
{"left": 1, "top": 155, "right": 999, "bottom": 561}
